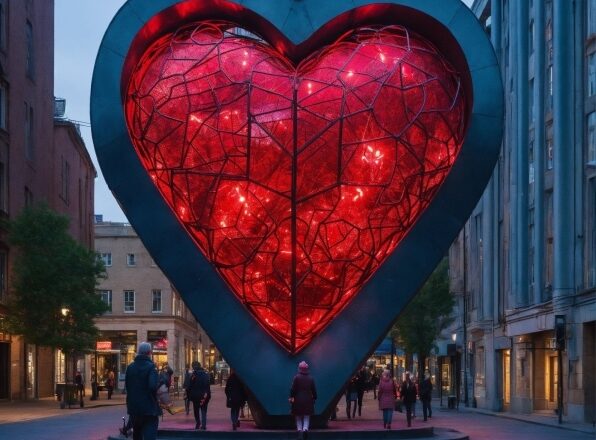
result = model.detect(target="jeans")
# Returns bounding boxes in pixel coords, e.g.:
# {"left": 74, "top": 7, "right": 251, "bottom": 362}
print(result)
{"left": 192, "top": 400, "right": 208, "bottom": 428}
{"left": 131, "top": 415, "right": 159, "bottom": 440}
{"left": 230, "top": 406, "right": 240, "bottom": 426}
{"left": 422, "top": 398, "right": 432, "bottom": 420}
{"left": 382, "top": 408, "right": 394, "bottom": 426}
{"left": 346, "top": 398, "right": 356, "bottom": 418}
{"left": 405, "top": 403, "right": 413, "bottom": 426}
{"left": 295, "top": 415, "right": 310, "bottom": 431}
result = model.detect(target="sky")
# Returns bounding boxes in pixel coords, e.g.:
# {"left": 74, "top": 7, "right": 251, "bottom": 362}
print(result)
{"left": 54, "top": 0, "right": 474, "bottom": 224}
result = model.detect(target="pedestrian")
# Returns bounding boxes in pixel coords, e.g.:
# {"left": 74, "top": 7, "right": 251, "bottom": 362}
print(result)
{"left": 187, "top": 361, "right": 211, "bottom": 430}
{"left": 371, "top": 369, "right": 379, "bottom": 399}
{"left": 420, "top": 372, "right": 433, "bottom": 421}
{"left": 74, "top": 370, "right": 84, "bottom": 401}
{"left": 399, "top": 372, "right": 417, "bottom": 427}
{"left": 377, "top": 369, "right": 397, "bottom": 429}
{"left": 225, "top": 369, "right": 247, "bottom": 430}
{"left": 345, "top": 375, "right": 358, "bottom": 419}
{"left": 289, "top": 360, "right": 317, "bottom": 440}
{"left": 106, "top": 369, "right": 115, "bottom": 399}
{"left": 356, "top": 366, "right": 368, "bottom": 416}
{"left": 182, "top": 364, "right": 192, "bottom": 415}
{"left": 90, "top": 369, "right": 99, "bottom": 401}
{"left": 124, "top": 342, "right": 161, "bottom": 440}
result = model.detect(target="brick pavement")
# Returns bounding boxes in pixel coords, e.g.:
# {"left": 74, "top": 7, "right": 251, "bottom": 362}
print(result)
{"left": 0, "top": 384, "right": 593, "bottom": 438}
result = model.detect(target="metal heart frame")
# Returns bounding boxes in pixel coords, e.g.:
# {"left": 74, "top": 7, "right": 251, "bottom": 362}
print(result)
{"left": 91, "top": 0, "right": 502, "bottom": 423}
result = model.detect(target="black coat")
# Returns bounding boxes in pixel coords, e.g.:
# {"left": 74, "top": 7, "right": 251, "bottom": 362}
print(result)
{"left": 225, "top": 373, "right": 247, "bottom": 408}
{"left": 125, "top": 355, "right": 161, "bottom": 416}
{"left": 419, "top": 378, "right": 433, "bottom": 401}
{"left": 187, "top": 367, "right": 211, "bottom": 403}
{"left": 290, "top": 371, "right": 317, "bottom": 416}
{"left": 399, "top": 380, "right": 417, "bottom": 405}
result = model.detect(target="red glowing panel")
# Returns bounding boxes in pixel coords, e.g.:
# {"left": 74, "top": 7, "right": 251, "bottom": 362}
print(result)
{"left": 124, "top": 22, "right": 467, "bottom": 352}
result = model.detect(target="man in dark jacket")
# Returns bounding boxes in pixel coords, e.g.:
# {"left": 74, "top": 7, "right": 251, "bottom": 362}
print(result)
{"left": 187, "top": 361, "right": 211, "bottom": 430}
{"left": 399, "top": 372, "right": 417, "bottom": 427}
{"left": 356, "top": 366, "right": 368, "bottom": 416}
{"left": 419, "top": 372, "right": 433, "bottom": 421}
{"left": 125, "top": 342, "right": 161, "bottom": 440}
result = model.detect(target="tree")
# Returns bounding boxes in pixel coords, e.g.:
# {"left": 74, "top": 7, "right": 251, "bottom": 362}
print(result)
{"left": 389, "top": 258, "right": 454, "bottom": 375}
{"left": 4, "top": 204, "right": 107, "bottom": 357}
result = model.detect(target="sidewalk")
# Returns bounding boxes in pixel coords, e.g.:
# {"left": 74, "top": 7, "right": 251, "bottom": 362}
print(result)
{"left": 0, "top": 389, "right": 126, "bottom": 424}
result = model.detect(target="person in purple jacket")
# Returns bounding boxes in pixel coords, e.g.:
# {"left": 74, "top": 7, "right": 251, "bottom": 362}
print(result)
{"left": 289, "top": 361, "right": 317, "bottom": 440}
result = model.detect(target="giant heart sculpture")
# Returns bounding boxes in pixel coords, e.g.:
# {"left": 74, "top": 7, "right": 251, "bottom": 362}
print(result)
{"left": 124, "top": 22, "right": 466, "bottom": 352}
{"left": 92, "top": 0, "right": 502, "bottom": 425}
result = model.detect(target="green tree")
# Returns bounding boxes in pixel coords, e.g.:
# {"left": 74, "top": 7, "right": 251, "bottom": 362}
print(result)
{"left": 4, "top": 204, "right": 107, "bottom": 355}
{"left": 389, "top": 258, "right": 454, "bottom": 374}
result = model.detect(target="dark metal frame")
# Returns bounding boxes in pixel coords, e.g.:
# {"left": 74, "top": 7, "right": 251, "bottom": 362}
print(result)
{"left": 91, "top": 0, "right": 503, "bottom": 424}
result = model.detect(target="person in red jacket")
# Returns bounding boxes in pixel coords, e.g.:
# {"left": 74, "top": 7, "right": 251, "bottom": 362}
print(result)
{"left": 289, "top": 361, "right": 317, "bottom": 440}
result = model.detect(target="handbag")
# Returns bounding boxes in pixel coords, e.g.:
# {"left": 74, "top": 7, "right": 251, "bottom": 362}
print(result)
{"left": 157, "top": 383, "right": 171, "bottom": 406}
{"left": 394, "top": 398, "right": 403, "bottom": 413}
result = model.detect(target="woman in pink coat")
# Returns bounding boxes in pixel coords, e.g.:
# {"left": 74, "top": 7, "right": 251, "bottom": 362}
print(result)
{"left": 377, "top": 369, "right": 397, "bottom": 429}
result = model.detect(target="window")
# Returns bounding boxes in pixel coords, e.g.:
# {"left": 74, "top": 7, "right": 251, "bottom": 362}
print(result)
{"left": 25, "top": 20, "right": 34, "bottom": 78}
{"left": 24, "top": 186, "right": 33, "bottom": 207}
{"left": 0, "top": 160, "right": 6, "bottom": 213}
{"left": 60, "top": 157, "right": 70, "bottom": 204}
{"left": 24, "top": 103, "right": 33, "bottom": 161}
{"left": 588, "top": 112, "right": 596, "bottom": 163}
{"left": 0, "top": 83, "right": 6, "bottom": 130}
{"left": 124, "top": 290, "right": 135, "bottom": 312}
{"left": 152, "top": 289, "right": 162, "bottom": 313}
{"left": 589, "top": 53, "right": 596, "bottom": 97}
{"left": 590, "top": 0, "right": 596, "bottom": 36}
{"left": 545, "top": 192, "right": 554, "bottom": 299}
{"left": 529, "top": 208, "right": 535, "bottom": 287}
{"left": 0, "top": 2, "right": 6, "bottom": 51}
{"left": 546, "top": 65, "right": 553, "bottom": 110}
{"left": 589, "top": 179, "right": 596, "bottom": 287}
{"left": 99, "top": 289, "right": 112, "bottom": 313}
{"left": 529, "top": 79, "right": 535, "bottom": 124}
{"left": 529, "top": 20, "right": 535, "bottom": 54}
{"left": 126, "top": 253, "right": 136, "bottom": 266}
{"left": 99, "top": 252, "right": 112, "bottom": 267}
{"left": 0, "top": 250, "right": 6, "bottom": 303}
{"left": 529, "top": 140, "right": 535, "bottom": 184}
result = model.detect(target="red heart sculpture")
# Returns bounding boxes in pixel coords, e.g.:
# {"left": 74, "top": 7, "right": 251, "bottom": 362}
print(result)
{"left": 124, "top": 22, "right": 466, "bottom": 352}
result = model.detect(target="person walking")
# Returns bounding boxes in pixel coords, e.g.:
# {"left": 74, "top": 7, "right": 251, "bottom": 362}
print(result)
{"left": 289, "top": 361, "right": 317, "bottom": 440}
{"left": 356, "top": 366, "right": 368, "bottom": 416}
{"left": 106, "top": 370, "right": 115, "bottom": 400}
{"left": 187, "top": 361, "right": 211, "bottom": 430}
{"left": 225, "top": 369, "right": 247, "bottom": 430}
{"left": 74, "top": 370, "right": 84, "bottom": 401}
{"left": 344, "top": 375, "right": 358, "bottom": 419}
{"left": 124, "top": 342, "right": 161, "bottom": 440}
{"left": 420, "top": 372, "right": 433, "bottom": 421}
{"left": 371, "top": 369, "right": 379, "bottom": 399}
{"left": 377, "top": 369, "right": 397, "bottom": 429}
{"left": 182, "top": 365, "right": 192, "bottom": 415}
{"left": 399, "top": 372, "right": 417, "bottom": 427}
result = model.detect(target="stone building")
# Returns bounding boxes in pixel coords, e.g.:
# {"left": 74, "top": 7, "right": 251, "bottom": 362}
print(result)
{"left": 0, "top": 0, "right": 96, "bottom": 400}
{"left": 447, "top": 0, "right": 596, "bottom": 424}
{"left": 93, "top": 220, "right": 211, "bottom": 392}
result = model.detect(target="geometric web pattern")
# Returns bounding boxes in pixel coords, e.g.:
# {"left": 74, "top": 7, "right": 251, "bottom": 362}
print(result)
{"left": 124, "top": 22, "right": 467, "bottom": 352}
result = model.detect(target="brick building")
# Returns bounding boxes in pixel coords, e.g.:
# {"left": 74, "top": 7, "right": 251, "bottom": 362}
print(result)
{"left": 0, "top": 0, "right": 96, "bottom": 400}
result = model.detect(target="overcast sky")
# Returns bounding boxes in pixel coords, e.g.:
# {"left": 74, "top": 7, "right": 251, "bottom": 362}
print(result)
{"left": 54, "top": 0, "right": 474, "bottom": 224}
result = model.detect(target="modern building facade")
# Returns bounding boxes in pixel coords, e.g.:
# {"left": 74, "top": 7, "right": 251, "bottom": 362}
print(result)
{"left": 0, "top": 0, "right": 97, "bottom": 400}
{"left": 93, "top": 220, "right": 212, "bottom": 393}
{"left": 447, "top": 0, "right": 596, "bottom": 424}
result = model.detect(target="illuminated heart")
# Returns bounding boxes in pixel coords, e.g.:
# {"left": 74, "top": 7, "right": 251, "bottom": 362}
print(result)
{"left": 123, "top": 22, "right": 466, "bottom": 352}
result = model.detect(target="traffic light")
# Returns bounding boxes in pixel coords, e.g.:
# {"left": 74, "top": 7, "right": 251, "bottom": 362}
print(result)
{"left": 555, "top": 315, "right": 565, "bottom": 351}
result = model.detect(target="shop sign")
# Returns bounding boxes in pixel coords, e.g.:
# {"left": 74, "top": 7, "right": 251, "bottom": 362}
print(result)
{"left": 96, "top": 341, "right": 112, "bottom": 350}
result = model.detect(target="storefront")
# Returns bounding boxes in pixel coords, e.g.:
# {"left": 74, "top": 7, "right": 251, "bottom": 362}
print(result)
{"left": 93, "top": 331, "right": 137, "bottom": 391}
{"left": 147, "top": 331, "right": 168, "bottom": 368}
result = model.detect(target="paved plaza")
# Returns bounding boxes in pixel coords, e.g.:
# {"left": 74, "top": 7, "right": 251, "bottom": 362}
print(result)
{"left": 0, "top": 385, "right": 593, "bottom": 439}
